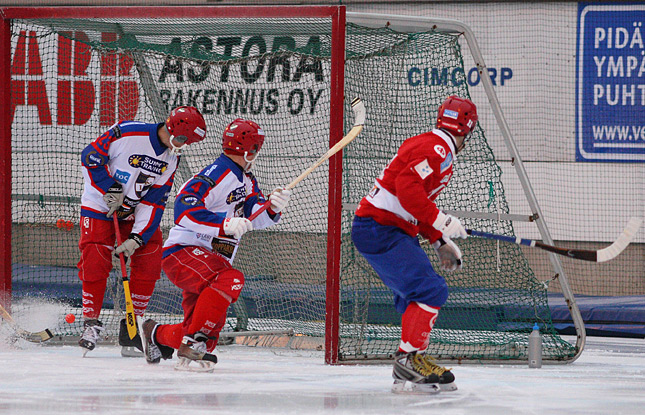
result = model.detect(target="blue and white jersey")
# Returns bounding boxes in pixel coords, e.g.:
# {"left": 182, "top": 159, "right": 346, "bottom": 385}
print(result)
{"left": 80, "top": 121, "right": 178, "bottom": 244}
{"left": 163, "top": 154, "right": 280, "bottom": 264}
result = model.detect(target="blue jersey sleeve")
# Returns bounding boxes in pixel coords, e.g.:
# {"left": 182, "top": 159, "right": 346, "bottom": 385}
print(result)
{"left": 81, "top": 128, "right": 119, "bottom": 194}
{"left": 174, "top": 173, "right": 228, "bottom": 237}
{"left": 243, "top": 173, "right": 279, "bottom": 221}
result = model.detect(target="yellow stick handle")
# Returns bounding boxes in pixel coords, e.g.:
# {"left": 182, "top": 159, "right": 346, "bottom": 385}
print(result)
{"left": 112, "top": 214, "right": 138, "bottom": 340}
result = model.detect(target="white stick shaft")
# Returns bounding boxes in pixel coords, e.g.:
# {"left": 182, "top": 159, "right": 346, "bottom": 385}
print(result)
{"left": 286, "top": 125, "right": 364, "bottom": 190}
{"left": 285, "top": 98, "right": 365, "bottom": 189}
{"left": 248, "top": 98, "right": 365, "bottom": 221}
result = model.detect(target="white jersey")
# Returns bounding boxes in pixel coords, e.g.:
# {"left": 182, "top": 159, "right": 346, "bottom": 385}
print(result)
{"left": 80, "top": 121, "right": 178, "bottom": 243}
{"left": 163, "top": 153, "right": 280, "bottom": 264}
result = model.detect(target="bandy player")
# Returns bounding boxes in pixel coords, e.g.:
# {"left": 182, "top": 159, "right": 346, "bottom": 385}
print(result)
{"left": 77, "top": 106, "right": 207, "bottom": 355}
{"left": 351, "top": 96, "right": 478, "bottom": 393}
{"left": 141, "top": 118, "right": 291, "bottom": 372}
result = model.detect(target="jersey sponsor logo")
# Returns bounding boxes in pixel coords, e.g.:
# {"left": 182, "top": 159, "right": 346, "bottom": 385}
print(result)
{"left": 226, "top": 186, "right": 246, "bottom": 204}
{"left": 443, "top": 109, "right": 459, "bottom": 119}
{"left": 111, "top": 124, "right": 122, "bottom": 138}
{"left": 128, "top": 154, "right": 168, "bottom": 175}
{"left": 414, "top": 159, "right": 433, "bottom": 179}
{"left": 84, "top": 150, "right": 106, "bottom": 167}
{"left": 134, "top": 173, "right": 155, "bottom": 198}
{"left": 195, "top": 232, "right": 212, "bottom": 242}
{"left": 211, "top": 238, "right": 236, "bottom": 259}
{"left": 192, "top": 248, "right": 204, "bottom": 256}
{"left": 434, "top": 145, "right": 446, "bottom": 159}
{"left": 440, "top": 172, "right": 452, "bottom": 184}
{"left": 204, "top": 164, "right": 219, "bottom": 177}
{"left": 440, "top": 152, "right": 453, "bottom": 173}
{"left": 180, "top": 195, "right": 200, "bottom": 206}
{"left": 113, "top": 169, "right": 131, "bottom": 184}
{"left": 195, "top": 174, "right": 216, "bottom": 188}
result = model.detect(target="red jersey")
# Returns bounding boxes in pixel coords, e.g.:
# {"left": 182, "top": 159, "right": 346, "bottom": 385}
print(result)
{"left": 355, "top": 128, "right": 457, "bottom": 242}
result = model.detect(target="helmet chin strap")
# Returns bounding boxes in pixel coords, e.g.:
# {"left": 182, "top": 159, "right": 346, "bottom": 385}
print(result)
{"left": 168, "top": 135, "right": 185, "bottom": 155}
{"left": 457, "top": 131, "right": 472, "bottom": 154}
{"left": 440, "top": 128, "right": 461, "bottom": 154}
{"left": 242, "top": 151, "right": 257, "bottom": 172}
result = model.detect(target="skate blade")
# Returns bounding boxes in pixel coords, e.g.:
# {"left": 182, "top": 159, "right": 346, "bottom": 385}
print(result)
{"left": 391, "top": 380, "right": 440, "bottom": 395}
{"left": 439, "top": 382, "right": 458, "bottom": 392}
{"left": 174, "top": 357, "right": 215, "bottom": 373}
{"left": 82, "top": 348, "right": 91, "bottom": 358}
{"left": 120, "top": 346, "right": 144, "bottom": 358}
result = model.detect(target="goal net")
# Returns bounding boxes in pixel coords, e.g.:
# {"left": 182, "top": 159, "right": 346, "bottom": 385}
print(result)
{"left": 4, "top": 7, "right": 576, "bottom": 363}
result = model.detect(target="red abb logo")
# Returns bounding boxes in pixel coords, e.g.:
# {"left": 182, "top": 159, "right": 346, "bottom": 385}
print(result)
{"left": 11, "top": 30, "right": 139, "bottom": 126}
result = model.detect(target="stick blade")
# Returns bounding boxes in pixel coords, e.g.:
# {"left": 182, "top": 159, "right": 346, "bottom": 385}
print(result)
{"left": 350, "top": 97, "right": 366, "bottom": 126}
{"left": 596, "top": 217, "right": 642, "bottom": 262}
{"left": 21, "top": 328, "right": 54, "bottom": 343}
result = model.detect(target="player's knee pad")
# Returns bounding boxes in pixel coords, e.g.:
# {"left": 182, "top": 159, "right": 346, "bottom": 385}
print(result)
{"left": 208, "top": 269, "right": 245, "bottom": 303}
{"left": 78, "top": 243, "right": 113, "bottom": 282}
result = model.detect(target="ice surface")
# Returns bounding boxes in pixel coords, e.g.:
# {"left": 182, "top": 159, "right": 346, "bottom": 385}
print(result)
{"left": 0, "top": 336, "right": 644, "bottom": 415}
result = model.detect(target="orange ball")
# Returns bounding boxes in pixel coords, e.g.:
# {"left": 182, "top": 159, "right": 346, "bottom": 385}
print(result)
{"left": 65, "top": 313, "right": 75, "bottom": 323}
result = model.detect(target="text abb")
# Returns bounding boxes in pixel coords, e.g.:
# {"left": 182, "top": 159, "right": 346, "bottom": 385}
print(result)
{"left": 10, "top": 31, "right": 139, "bottom": 126}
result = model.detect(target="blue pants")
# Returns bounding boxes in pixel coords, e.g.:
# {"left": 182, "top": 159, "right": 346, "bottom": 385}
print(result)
{"left": 351, "top": 216, "right": 448, "bottom": 314}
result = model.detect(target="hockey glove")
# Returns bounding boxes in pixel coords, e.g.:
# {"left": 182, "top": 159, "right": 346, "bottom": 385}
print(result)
{"left": 115, "top": 196, "right": 139, "bottom": 220}
{"left": 432, "top": 211, "right": 468, "bottom": 239}
{"left": 432, "top": 237, "right": 463, "bottom": 272}
{"left": 223, "top": 217, "right": 253, "bottom": 239}
{"left": 269, "top": 188, "right": 292, "bottom": 213}
{"left": 114, "top": 233, "right": 144, "bottom": 260}
{"left": 103, "top": 182, "right": 125, "bottom": 218}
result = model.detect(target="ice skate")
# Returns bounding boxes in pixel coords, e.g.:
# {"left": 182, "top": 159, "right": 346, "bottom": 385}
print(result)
{"left": 142, "top": 319, "right": 174, "bottom": 364}
{"left": 118, "top": 318, "right": 144, "bottom": 357}
{"left": 175, "top": 332, "right": 218, "bottom": 373}
{"left": 78, "top": 319, "right": 104, "bottom": 357}
{"left": 391, "top": 351, "right": 456, "bottom": 394}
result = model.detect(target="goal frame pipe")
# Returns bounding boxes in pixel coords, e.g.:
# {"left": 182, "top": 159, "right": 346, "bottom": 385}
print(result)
{"left": 0, "top": 5, "right": 348, "bottom": 364}
{"left": 346, "top": 12, "right": 585, "bottom": 364}
{"left": 0, "top": 16, "right": 11, "bottom": 311}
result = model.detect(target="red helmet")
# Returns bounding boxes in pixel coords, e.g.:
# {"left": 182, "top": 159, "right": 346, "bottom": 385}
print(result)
{"left": 222, "top": 118, "right": 265, "bottom": 156}
{"left": 436, "top": 96, "right": 478, "bottom": 136}
{"left": 166, "top": 106, "right": 207, "bottom": 145}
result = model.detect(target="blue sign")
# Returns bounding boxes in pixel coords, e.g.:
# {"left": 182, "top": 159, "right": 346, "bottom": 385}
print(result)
{"left": 576, "top": 3, "right": 645, "bottom": 162}
{"left": 113, "top": 169, "right": 131, "bottom": 184}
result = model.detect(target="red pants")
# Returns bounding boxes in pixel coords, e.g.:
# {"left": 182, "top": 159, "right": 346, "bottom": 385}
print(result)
{"left": 77, "top": 216, "right": 162, "bottom": 319}
{"left": 158, "top": 247, "right": 245, "bottom": 351}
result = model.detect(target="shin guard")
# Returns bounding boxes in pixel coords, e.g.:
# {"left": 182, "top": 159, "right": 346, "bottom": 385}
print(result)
{"left": 398, "top": 302, "right": 440, "bottom": 353}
